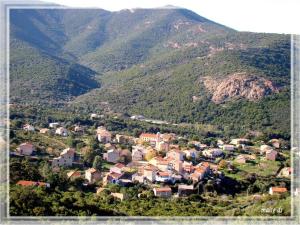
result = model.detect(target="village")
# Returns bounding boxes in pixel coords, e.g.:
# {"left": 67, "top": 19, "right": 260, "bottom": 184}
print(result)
{"left": 11, "top": 111, "right": 292, "bottom": 203}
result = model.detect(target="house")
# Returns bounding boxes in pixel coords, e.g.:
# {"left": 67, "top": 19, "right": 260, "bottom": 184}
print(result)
{"left": 132, "top": 174, "right": 145, "bottom": 183}
{"left": 139, "top": 133, "right": 159, "bottom": 143}
{"left": 110, "top": 163, "right": 125, "bottom": 174}
{"left": 116, "top": 134, "right": 127, "bottom": 144}
{"left": 235, "top": 155, "right": 247, "bottom": 164}
{"left": 161, "top": 133, "right": 176, "bottom": 142}
{"left": 103, "top": 172, "right": 123, "bottom": 186}
{"left": 178, "top": 184, "right": 195, "bottom": 196}
{"left": 153, "top": 186, "right": 172, "bottom": 198}
{"left": 115, "top": 134, "right": 134, "bottom": 144}
{"left": 190, "top": 163, "right": 210, "bottom": 182}
{"left": 17, "top": 142, "right": 34, "bottom": 156}
{"left": 49, "top": 122, "right": 60, "bottom": 128}
{"left": 118, "top": 179, "right": 133, "bottom": 187}
{"left": 260, "top": 145, "right": 273, "bottom": 154}
{"left": 90, "top": 113, "right": 100, "bottom": 119}
{"left": 266, "top": 149, "right": 278, "bottom": 161}
{"left": 222, "top": 144, "right": 235, "bottom": 151}
{"left": 52, "top": 148, "right": 75, "bottom": 168}
{"left": 278, "top": 167, "right": 291, "bottom": 177}
{"left": 131, "top": 149, "right": 143, "bottom": 162}
{"left": 39, "top": 128, "right": 50, "bottom": 134}
{"left": 103, "top": 149, "right": 120, "bottom": 163}
{"left": 130, "top": 115, "right": 145, "bottom": 120}
{"left": 55, "top": 127, "right": 68, "bottom": 136}
{"left": 104, "top": 143, "right": 116, "bottom": 150}
{"left": 182, "top": 161, "right": 194, "bottom": 173}
{"left": 97, "top": 127, "right": 112, "bottom": 143}
{"left": 156, "top": 171, "right": 172, "bottom": 183}
{"left": 155, "top": 141, "right": 170, "bottom": 151}
{"left": 217, "top": 139, "right": 225, "bottom": 147}
{"left": 23, "top": 124, "right": 35, "bottom": 131}
{"left": 142, "top": 165, "right": 157, "bottom": 182}
{"left": 85, "top": 168, "right": 101, "bottom": 183}
{"left": 269, "top": 187, "right": 287, "bottom": 195}
{"left": 202, "top": 148, "right": 223, "bottom": 158}
{"left": 183, "top": 149, "right": 198, "bottom": 159}
{"left": 166, "top": 150, "right": 184, "bottom": 161}
{"left": 111, "top": 192, "right": 124, "bottom": 201}
{"left": 132, "top": 145, "right": 145, "bottom": 161}
{"left": 230, "top": 138, "right": 250, "bottom": 146}
{"left": 149, "top": 157, "right": 169, "bottom": 171}
{"left": 199, "top": 144, "right": 208, "bottom": 149}
{"left": 190, "top": 169, "right": 205, "bottom": 182}
{"left": 17, "top": 180, "right": 50, "bottom": 188}
{"left": 74, "top": 125, "right": 84, "bottom": 133}
{"left": 168, "top": 160, "right": 183, "bottom": 173}
{"left": 269, "top": 139, "right": 281, "bottom": 149}
{"left": 67, "top": 170, "right": 81, "bottom": 180}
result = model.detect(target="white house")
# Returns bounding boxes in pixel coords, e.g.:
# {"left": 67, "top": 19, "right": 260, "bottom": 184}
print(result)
{"left": 52, "top": 148, "right": 75, "bottom": 168}
{"left": 156, "top": 171, "right": 172, "bottom": 183}
{"left": 222, "top": 144, "right": 235, "bottom": 151}
{"left": 153, "top": 187, "right": 172, "bottom": 198}
{"left": 17, "top": 142, "right": 34, "bottom": 155}
{"left": 132, "top": 146, "right": 144, "bottom": 161}
{"left": 23, "top": 124, "right": 35, "bottom": 131}
{"left": 55, "top": 127, "right": 68, "bottom": 136}
{"left": 166, "top": 150, "right": 184, "bottom": 161}
{"left": 85, "top": 168, "right": 101, "bottom": 183}
{"left": 202, "top": 148, "right": 223, "bottom": 158}
{"left": 103, "top": 149, "right": 120, "bottom": 163}
{"left": 49, "top": 122, "right": 60, "bottom": 128}
{"left": 97, "top": 127, "right": 112, "bottom": 143}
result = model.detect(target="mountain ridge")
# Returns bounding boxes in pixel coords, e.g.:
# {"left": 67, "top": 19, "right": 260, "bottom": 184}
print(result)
{"left": 10, "top": 7, "right": 290, "bottom": 136}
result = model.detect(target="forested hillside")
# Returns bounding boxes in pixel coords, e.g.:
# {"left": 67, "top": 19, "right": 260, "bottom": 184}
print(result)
{"left": 10, "top": 7, "right": 291, "bottom": 136}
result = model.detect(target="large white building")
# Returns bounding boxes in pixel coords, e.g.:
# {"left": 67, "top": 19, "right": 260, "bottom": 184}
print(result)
{"left": 52, "top": 148, "right": 75, "bottom": 168}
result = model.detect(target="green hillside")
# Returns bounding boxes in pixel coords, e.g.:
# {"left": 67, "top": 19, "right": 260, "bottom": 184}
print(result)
{"left": 10, "top": 8, "right": 291, "bottom": 136}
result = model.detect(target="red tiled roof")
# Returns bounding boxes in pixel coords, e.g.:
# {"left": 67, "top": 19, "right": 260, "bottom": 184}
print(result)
{"left": 140, "top": 133, "right": 157, "bottom": 139}
{"left": 114, "top": 163, "right": 125, "bottom": 169}
{"left": 67, "top": 171, "right": 81, "bottom": 178}
{"left": 16, "top": 180, "right": 48, "bottom": 187}
{"left": 154, "top": 187, "right": 171, "bottom": 192}
{"left": 108, "top": 172, "right": 123, "bottom": 179}
{"left": 86, "top": 168, "right": 97, "bottom": 173}
{"left": 20, "top": 142, "right": 33, "bottom": 147}
{"left": 158, "top": 171, "right": 169, "bottom": 177}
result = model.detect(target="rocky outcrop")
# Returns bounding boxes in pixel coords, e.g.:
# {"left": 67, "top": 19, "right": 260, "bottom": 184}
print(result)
{"left": 202, "top": 72, "right": 279, "bottom": 103}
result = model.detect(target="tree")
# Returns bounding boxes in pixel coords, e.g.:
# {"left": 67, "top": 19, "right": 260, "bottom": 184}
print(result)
{"left": 93, "top": 155, "right": 102, "bottom": 171}
{"left": 66, "top": 136, "right": 76, "bottom": 148}
{"left": 145, "top": 149, "right": 157, "bottom": 161}
{"left": 218, "top": 160, "right": 228, "bottom": 170}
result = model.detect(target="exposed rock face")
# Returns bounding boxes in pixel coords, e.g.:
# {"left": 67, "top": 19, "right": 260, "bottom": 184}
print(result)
{"left": 202, "top": 73, "right": 279, "bottom": 103}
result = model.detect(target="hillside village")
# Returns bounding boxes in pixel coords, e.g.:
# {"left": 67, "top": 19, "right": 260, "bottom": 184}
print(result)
{"left": 10, "top": 110, "right": 292, "bottom": 205}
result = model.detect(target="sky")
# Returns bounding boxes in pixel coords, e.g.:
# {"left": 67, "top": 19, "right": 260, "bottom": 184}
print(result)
{"left": 43, "top": 0, "right": 300, "bottom": 34}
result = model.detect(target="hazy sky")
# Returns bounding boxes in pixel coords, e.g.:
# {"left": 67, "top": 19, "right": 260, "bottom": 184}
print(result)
{"left": 44, "top": 0, "right": 300, "bottom": 34}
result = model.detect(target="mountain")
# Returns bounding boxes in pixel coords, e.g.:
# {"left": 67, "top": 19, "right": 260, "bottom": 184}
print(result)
{"left": 10, "top": 8, "right": 290, "bottom": 136}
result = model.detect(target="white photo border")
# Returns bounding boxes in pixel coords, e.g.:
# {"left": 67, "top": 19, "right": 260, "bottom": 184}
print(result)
{"left": 0, "top": 1, "right": 299, "bottom": 224}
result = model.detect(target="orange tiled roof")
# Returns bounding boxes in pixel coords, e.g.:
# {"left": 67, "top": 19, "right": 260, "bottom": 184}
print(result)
{"left": 271, "top": 187, "right": 287, "bottom": 193}
{"left": 16, "top": 180, "right": 47, "bottom": 187}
